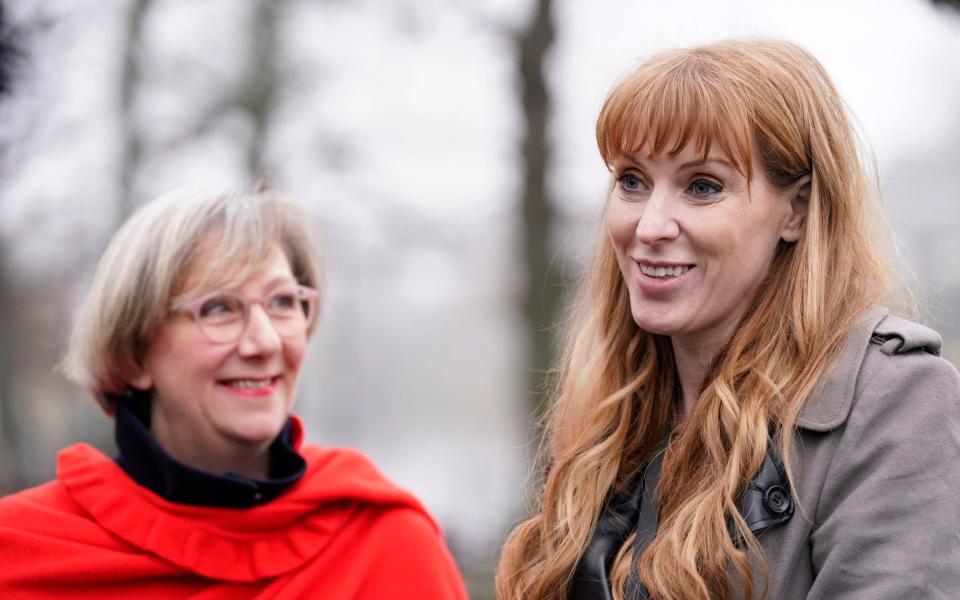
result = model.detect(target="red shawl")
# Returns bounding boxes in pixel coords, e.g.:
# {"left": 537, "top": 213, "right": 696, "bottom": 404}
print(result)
{"left": 0, "top": 420, "right": 468, "bottom": 599}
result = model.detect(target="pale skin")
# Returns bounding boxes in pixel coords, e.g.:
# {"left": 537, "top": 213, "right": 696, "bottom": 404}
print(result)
{"left": 128, "top": 245, "right": 308, "bottom": 479}
{"left": 605, "top": 145, "right": 809, "bottom": 422}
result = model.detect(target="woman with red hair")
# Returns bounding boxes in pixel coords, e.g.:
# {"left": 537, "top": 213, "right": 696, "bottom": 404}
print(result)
{"left": 498, "top": 39, "right": 960, "bottom": 600}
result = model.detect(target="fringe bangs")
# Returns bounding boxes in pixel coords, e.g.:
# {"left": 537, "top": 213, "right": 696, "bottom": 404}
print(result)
{"left": 596, "top": 52, "right": 756, "bottom": 178}
{"left": 176, "top": 192, "right": 302, "bottom": 298}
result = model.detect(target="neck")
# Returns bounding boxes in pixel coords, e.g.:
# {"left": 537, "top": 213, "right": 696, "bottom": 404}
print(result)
{"left": 150, "top": 409, "right": 272, "bottom": 480}
{"left": 670, "top": 327, "right": 734, "bottom": 425}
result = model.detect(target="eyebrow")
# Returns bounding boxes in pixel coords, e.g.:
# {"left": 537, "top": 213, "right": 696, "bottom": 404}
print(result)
{"left": 612, "top": 156, "right": 737, "bottom": 171}
{"left": 678, "top": 158, "right": 736, "bottom": 170}
{"left": 261, "top": 274, "right": 298, "bottom": 289}
{"left": 216, "top": 274, "right": 297, "bottom": 296}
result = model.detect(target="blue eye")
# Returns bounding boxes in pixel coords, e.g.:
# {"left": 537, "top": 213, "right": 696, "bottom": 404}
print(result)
{"left": 617, "top": 173, "right": 645, "bottom": 192}
{"left": 199, "top": 295, "right": 243, "bottom": 322}
{"left": 268, "top": 293, "right": 297, "bottom": 310}
{"left": 266, "top": 288, "right": 303, "bottom": 318}
{"left": 689, "top": 179, "right": 722, "bottom": 197}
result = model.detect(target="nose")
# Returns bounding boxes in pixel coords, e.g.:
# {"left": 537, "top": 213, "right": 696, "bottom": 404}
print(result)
{"left": 634, "top": 190, "right": 680, "bottom": 245}
{"left": 236, "top": 304, "right": 282, "bottom": 357}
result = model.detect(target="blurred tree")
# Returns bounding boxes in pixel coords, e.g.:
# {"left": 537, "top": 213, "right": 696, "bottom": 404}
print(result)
{"left": 515, "top": 0, "right": 557, "bottom": 421}
{"left": 0, "top": 0, "right": 19, "bottom": 491}
{"left": 121, "top": 0, "right": 281, "bottom": 215}
{"left": 0, "top": 1, "right": 18, "bottom": 95}
{"left": 236, "top": 0, "right": 280, "bottom": 177}
{"left": 932, "top": 0, "right": 960, "bottom": 10}
{"left": 180, "top": 0, "right": 282, "bottom": 180}
{"left": 118, "top": 0, "right": 151, "bottom": 222}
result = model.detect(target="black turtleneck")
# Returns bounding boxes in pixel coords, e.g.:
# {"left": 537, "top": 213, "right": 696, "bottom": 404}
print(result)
{"left": 113, "top": 393, "right": 306, "bottom": 508}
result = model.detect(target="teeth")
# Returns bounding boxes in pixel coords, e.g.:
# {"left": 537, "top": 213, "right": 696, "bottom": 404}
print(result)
{"left": 227, "top": 379, "right": 273, "bottom": 389}
{"left": 639, "top": 264, "right": 689, "bottom": 278}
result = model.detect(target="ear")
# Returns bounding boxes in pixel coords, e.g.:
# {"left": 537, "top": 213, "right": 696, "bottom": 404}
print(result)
{"left": 780, "top": 175, "right": 811, "bottom": 243}
{"left": 127, "top": 364, "right": 153, "bottom": 391}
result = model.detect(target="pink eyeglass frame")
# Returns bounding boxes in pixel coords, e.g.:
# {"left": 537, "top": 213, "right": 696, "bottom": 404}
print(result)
{"left": 171, "top": 284, "right": 320, "bottom": 343}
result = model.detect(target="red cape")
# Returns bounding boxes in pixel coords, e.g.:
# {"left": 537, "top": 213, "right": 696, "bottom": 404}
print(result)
{"left": 0, "top": 420, "right": 468, "bottom": 599}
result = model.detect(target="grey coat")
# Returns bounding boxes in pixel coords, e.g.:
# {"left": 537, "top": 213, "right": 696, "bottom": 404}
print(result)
{"left": 756, "top": 307, "right": 960, "bottom": 598}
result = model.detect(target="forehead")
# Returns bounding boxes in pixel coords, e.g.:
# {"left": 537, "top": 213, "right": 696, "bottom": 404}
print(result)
{"left": 177, "top": 240, "right": 293, "bottom": 298}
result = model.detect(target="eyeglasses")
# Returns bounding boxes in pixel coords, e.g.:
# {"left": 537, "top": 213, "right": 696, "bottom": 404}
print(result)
{"left": 172, "top": 284, "right": 320, "bottom": 344}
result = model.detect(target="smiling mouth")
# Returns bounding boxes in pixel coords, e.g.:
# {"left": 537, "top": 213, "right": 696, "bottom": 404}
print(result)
{"left": 221, "top": 377, "right": 278, "bottom": 389}
{"left": 638, "top": 264, "right": 693, "bottom": 278}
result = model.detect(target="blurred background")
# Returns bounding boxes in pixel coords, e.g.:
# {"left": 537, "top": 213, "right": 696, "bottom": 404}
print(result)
{"left": 0, "top": 0, "right": 958, "bottom": 597}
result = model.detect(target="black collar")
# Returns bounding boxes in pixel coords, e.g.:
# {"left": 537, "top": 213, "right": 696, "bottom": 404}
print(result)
{"left": 113, "top": 395, "right": 306, "bottom": 508}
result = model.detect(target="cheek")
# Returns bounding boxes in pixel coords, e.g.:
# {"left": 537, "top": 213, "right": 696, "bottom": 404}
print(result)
{"left": 145, "top": 325, "right": 225, "bottom": 383}
{"left": 703, "top": 223, "right": 780, "bottom": 288}
{"left": 195, "top": 346, "right": 235, "bottom": 373}
{"left": 605, "top": 204, "right": 636, "bottom": 252}
{"left": 171, "top": 347, "right": 235, "bottom": 390}
{"left": 282, "top": 336, "right": 308, "bottom": 373}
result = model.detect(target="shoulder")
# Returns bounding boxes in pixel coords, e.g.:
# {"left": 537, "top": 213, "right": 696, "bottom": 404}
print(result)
{"left": 345, "top": 505, "right": 469, "bottom": 599}
{"left": 301, "top": 443, "right": 382, "bottom": 476}
{"left": 363, "top": 504, "right": 452, "bottom": 552}
{"left": 851, "top": 314, "right": 959, "bottom": 425}
{"left": 798, "top": 307, "right": 959, "bottom": 431}
{"left": 0, "top": 462, "right": 121, "bottom": 579}
{"left": 298, "top": 444, "right": 442, "bottom": 532}
{"left": 799, "top": 315, "right": 960, "bottom": 594}
{"left": 300, "top": 444, "right": 463, "bottom": 555}
{"left": 862, "top": 312, "right": 952, "bottom": 382}
{"left": 297, "top": 445, "right": 469, "bottom": 598}
{"left": 0, "top": 450, "right": 97, "bottom": 526}
{"left": 804, "top": 310, "right": 960, "bottom": 518}
{"left": 0, "top": 479, "right": 75, "bottom": 521}
{"left": 845, "top": 315, "right": 960, "bottom": 451}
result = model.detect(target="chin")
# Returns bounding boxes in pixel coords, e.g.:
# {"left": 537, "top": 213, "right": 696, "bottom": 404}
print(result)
{"left": 224, "top": 414, "right": 287, "bottom": 446}
{"left": 630, "top": 304, "right": 684, "bottom": 337}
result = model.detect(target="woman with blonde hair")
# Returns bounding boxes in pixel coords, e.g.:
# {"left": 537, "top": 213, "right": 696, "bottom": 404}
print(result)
{"left": 0, "top": 186, "right": 468, "bottom": 599}
{"left": 497, "top": 39, "right": 960, "bottom": 599}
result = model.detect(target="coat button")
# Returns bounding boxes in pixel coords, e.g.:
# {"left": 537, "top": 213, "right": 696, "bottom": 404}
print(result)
{"left": 763, "top": 485, "right": 790, "bottom": 514}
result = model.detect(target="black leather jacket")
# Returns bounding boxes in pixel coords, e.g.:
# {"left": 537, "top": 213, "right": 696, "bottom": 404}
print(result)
{"left": 569, "top": 440, "right": 794, "bottom": 600}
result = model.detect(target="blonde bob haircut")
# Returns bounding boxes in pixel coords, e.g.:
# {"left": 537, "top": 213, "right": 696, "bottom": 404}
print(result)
{"left": 497, "top": 39, "right": 904, "bottom": 600}
{"left": 62, "top": 187, "right": 321, "bottom": 413}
